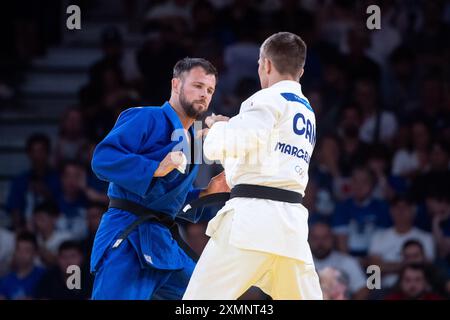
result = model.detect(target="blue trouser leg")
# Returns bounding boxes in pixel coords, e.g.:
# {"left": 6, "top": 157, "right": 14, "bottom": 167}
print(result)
{"left": 91, "top": 238, "right": 172, "bottom": 300}
{"left": 151, "top": 256, "right": 195, "bottom": 300}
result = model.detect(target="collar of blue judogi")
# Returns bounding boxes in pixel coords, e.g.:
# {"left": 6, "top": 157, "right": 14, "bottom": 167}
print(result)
{"left": 162, "top": 101, "right": 197, "bottom": 173}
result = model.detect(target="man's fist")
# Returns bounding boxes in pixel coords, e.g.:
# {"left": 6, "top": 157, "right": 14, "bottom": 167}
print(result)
{"left": 154, "top": 151, "right": 187, "bottom": 177}
{"left": 205, "top": 113, "right": 230, "bottom": 128}
{"left": 197, "top": 113, "right": 230, "bottom": 138}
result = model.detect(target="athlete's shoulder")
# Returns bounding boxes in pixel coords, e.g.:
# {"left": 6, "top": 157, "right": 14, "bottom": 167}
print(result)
{"left": 119, "top": 106, "right": 162, "bottom": 120}
{"left": 246, "top": 87, "right": 285, "bottom": 106}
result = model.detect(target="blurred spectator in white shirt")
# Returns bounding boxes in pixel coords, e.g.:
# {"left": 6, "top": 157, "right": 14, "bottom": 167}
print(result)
{"left": 310, "top": 221, "right": 369, "bottom": 299}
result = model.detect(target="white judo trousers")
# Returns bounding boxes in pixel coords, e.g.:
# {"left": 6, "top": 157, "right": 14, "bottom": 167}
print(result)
{"left": 183, "top": 203, "right": 323, "bottom": 300}
{"left": 184, "top": 80, "right": 323, "bottom": 300}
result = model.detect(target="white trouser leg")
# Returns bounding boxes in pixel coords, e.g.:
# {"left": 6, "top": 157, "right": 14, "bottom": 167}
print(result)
{"left": 183, "top": 213, "right": 274, "bottom": 300}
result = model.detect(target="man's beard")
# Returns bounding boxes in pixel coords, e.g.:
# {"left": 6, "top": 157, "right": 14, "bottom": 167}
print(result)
{"left": 179, "top": 88, "right": 208, "bottom": 120}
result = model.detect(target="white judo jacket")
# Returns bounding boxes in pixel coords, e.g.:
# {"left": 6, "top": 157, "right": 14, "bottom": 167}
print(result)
{"left": 203, "top": 80, "right": 317, "bottom": 264}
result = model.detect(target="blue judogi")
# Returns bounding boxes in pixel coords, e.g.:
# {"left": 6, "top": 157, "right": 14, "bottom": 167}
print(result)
{"left": 90, "top": 102, "right": 204, "bottom": 300}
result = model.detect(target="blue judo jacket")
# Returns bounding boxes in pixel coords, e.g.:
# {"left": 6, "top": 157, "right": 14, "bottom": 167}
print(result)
{"left": 90, "top": 102, "right": 202, "bottom": 272}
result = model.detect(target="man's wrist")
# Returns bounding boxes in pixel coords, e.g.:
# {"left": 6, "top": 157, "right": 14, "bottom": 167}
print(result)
{"left": 199, "top": 188, "right": 209, "bottom": 198}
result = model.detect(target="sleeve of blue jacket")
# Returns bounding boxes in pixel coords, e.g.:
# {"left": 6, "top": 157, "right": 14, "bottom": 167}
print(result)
{"left": 91, "top": 108, "right": 160, "bottom": 197}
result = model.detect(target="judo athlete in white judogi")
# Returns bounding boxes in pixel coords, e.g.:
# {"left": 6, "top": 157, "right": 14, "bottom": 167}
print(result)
{"left": 183, "top": 32, "right": 323, "bottom": 300}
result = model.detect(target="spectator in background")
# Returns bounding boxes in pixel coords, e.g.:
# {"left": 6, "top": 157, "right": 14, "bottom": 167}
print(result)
{"left": 6, "top": 133, "right": 60, "bottom": 231}
{"left": 411, "top": 140, "right": 450, "bottom": 203}
{"left": 80, "top": 202, "right": 105, "bottom": 263}
{"left": 414, "top": 75, "right": 446, "bottom": 130}
{"left": 391, "top": 120, "right": 431, "bottom": 178}
{"left": 91, "top": 26, "right": 141, "bottom": 85}
{"left": 335, "top": 106, "right": 369, "bottom": 196}
{"left": 78, "top": 140, "right": 109, "bottom": 195}
{"left": 318, "top": 267, "right": 350, "bottom": 300}
{"left": 332, "top": 166, "right": 391, "bottom": 257}
{"left": 54, "top": 108, "right": 87, "bottom": 169}
{"left": 310, "top": 221, "right": 369, "bottom": 300}
{"left": 137, "top": 25, "right": 189, "bottom": 105}
{"left": 0, "top": 227, "right": 15, "bottom": 277}
{"left": 382, "top": 46, "right": 419, "bottom": 115}
{"left": 36, "top": 241, "right": 92, "bottom": 300}
{"left": 309, "top": 136, "right": 341, "bottom": 218}
{"left": 385, "top": 264, "right": 444, "bottom": 300}
{"left": 80, "top": 60, "right": 139, "bottom": 142}
{"left": 427, "top": 192, "right": 450, "bottom": 278}
{"left": 32, "top": 202, "right": 72, "bottom": 267}
{"left": 368, "top": 195, "right": 435, "bottom": 288}
{"left": 0, "top": 232, "right": 45, "bottom": 300}
{"left": 343, "top": 28, "right": 381, "bottom": 83}
{"left": 402, "top": 240, "right": 450, "bottom": 298}
{"left": 367, "top": 145, "right": 407, "bottom": 200}
{"left": 318, "top": 56, "right": 350, "bottom": 129}
{"left": 356, "top": 78, "right": 398, "bottom": 145}
{"left": 56, "top": 161, "right": 105, "bottom": 240}
{"left": 214, "top": 77, "right": 260, "bottom": 118}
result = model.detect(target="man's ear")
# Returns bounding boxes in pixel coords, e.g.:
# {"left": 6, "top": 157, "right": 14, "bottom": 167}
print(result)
{"left": 298, "top": 68, "right": 304, "bottom": 80}
{"left": 172, "top": 78, "right": 180, "bottom": 94}
{"left": 265, "top": 58, "right": 272, "bottom": 74}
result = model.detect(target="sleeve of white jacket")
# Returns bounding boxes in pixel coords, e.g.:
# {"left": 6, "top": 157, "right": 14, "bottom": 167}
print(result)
{"left": 204, "top": 97, "right": 279, "bottom": 162}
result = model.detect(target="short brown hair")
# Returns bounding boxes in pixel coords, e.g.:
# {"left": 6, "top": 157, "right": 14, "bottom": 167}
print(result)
{"left": 173, "top": 57, "right": 218, "bottom": 81}
{"left": 261, "top": 32, "right": 307, "bottom": 77}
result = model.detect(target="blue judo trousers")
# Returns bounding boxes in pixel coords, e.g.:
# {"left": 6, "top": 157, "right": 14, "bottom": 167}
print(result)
{"left": 90, "top": 102, "right": 205, "bottom": 300}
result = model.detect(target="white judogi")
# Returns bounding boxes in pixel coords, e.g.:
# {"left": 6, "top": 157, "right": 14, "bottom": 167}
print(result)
{"left": 183, "top": 80, "right": 323, "bottom": 300}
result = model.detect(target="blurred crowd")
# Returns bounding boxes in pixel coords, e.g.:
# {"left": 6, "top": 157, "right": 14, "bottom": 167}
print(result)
{"left": 0, "top": 0, "right": 449, "bottom": 300}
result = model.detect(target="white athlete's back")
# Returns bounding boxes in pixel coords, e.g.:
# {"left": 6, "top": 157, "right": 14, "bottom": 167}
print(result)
{"left": 203, "top": 80, "right": 316, "bottom": 263}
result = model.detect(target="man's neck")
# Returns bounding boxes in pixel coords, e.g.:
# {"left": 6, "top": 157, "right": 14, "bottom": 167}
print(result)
{"left": 168, "top": 99, "right": 194, "bottom": 130}
{"left": 267, "top": 75, "right": 298, "bottom": 88}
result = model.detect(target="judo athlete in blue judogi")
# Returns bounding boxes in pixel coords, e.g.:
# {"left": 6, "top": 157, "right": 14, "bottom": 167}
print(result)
{"left": 90, "top": 58, "right": 229, "bottom": 299}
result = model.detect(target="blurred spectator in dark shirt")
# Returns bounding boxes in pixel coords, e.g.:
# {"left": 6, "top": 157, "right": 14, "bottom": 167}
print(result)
{"left": 32, "top": 202, "right": 72, "bottom": 267}
{"left": 343, "top": 28, "right": 381, "bottom": 83}
{"left": 80, "top": 202, "right": 106, "bottom": 263}
{"left": 411, "top": 140, "right": 450, "bottom": 202}
{"left": 137, "top": 24, "right": 189, "bottom": 105}
{"left": 335, "top": 106, "right": 369, "bottom": 190}
{"left": 0, "top": 232, "right": 45, "bottom": 300}
{"left": 385, "top": 263, "right": 444, "bottom": 300}
{"left": 367, "top": 145, "right": 407, "bottom": 200}
{"left": 382, "top": 46, "right": 419, "bottom": 115}
{"left": 6, "top": 134, "right": 60, "bottom": 231}
{"left": 91, "top": 26, "right": 141, "bottom": 85}
{"left": 310, "top": 136, "right": 341, "bottom": 217}
{"left": 54, "top": 108, "right": 87, "bottom": 169}
{"left": 36, "top": 240, "right": 92, "bottom": 300}
{"left": 413, "top": 75, "right": 446, "bottom": 130}
{"left": 402, "top": 240, "right": 450, "bottom": 298}
{"left": 355, "top": 78, "right": 398, "bottom": 145}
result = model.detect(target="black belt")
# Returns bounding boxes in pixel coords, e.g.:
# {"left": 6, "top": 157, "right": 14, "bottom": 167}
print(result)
{"left": 108, "top": 198, "right": 199, "bottom": 262}
{"left": 182, "top": 184, "right": 303, "bottom": 213}
{"left": 109, "top": 185, "right": 302, "bottom": 261}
